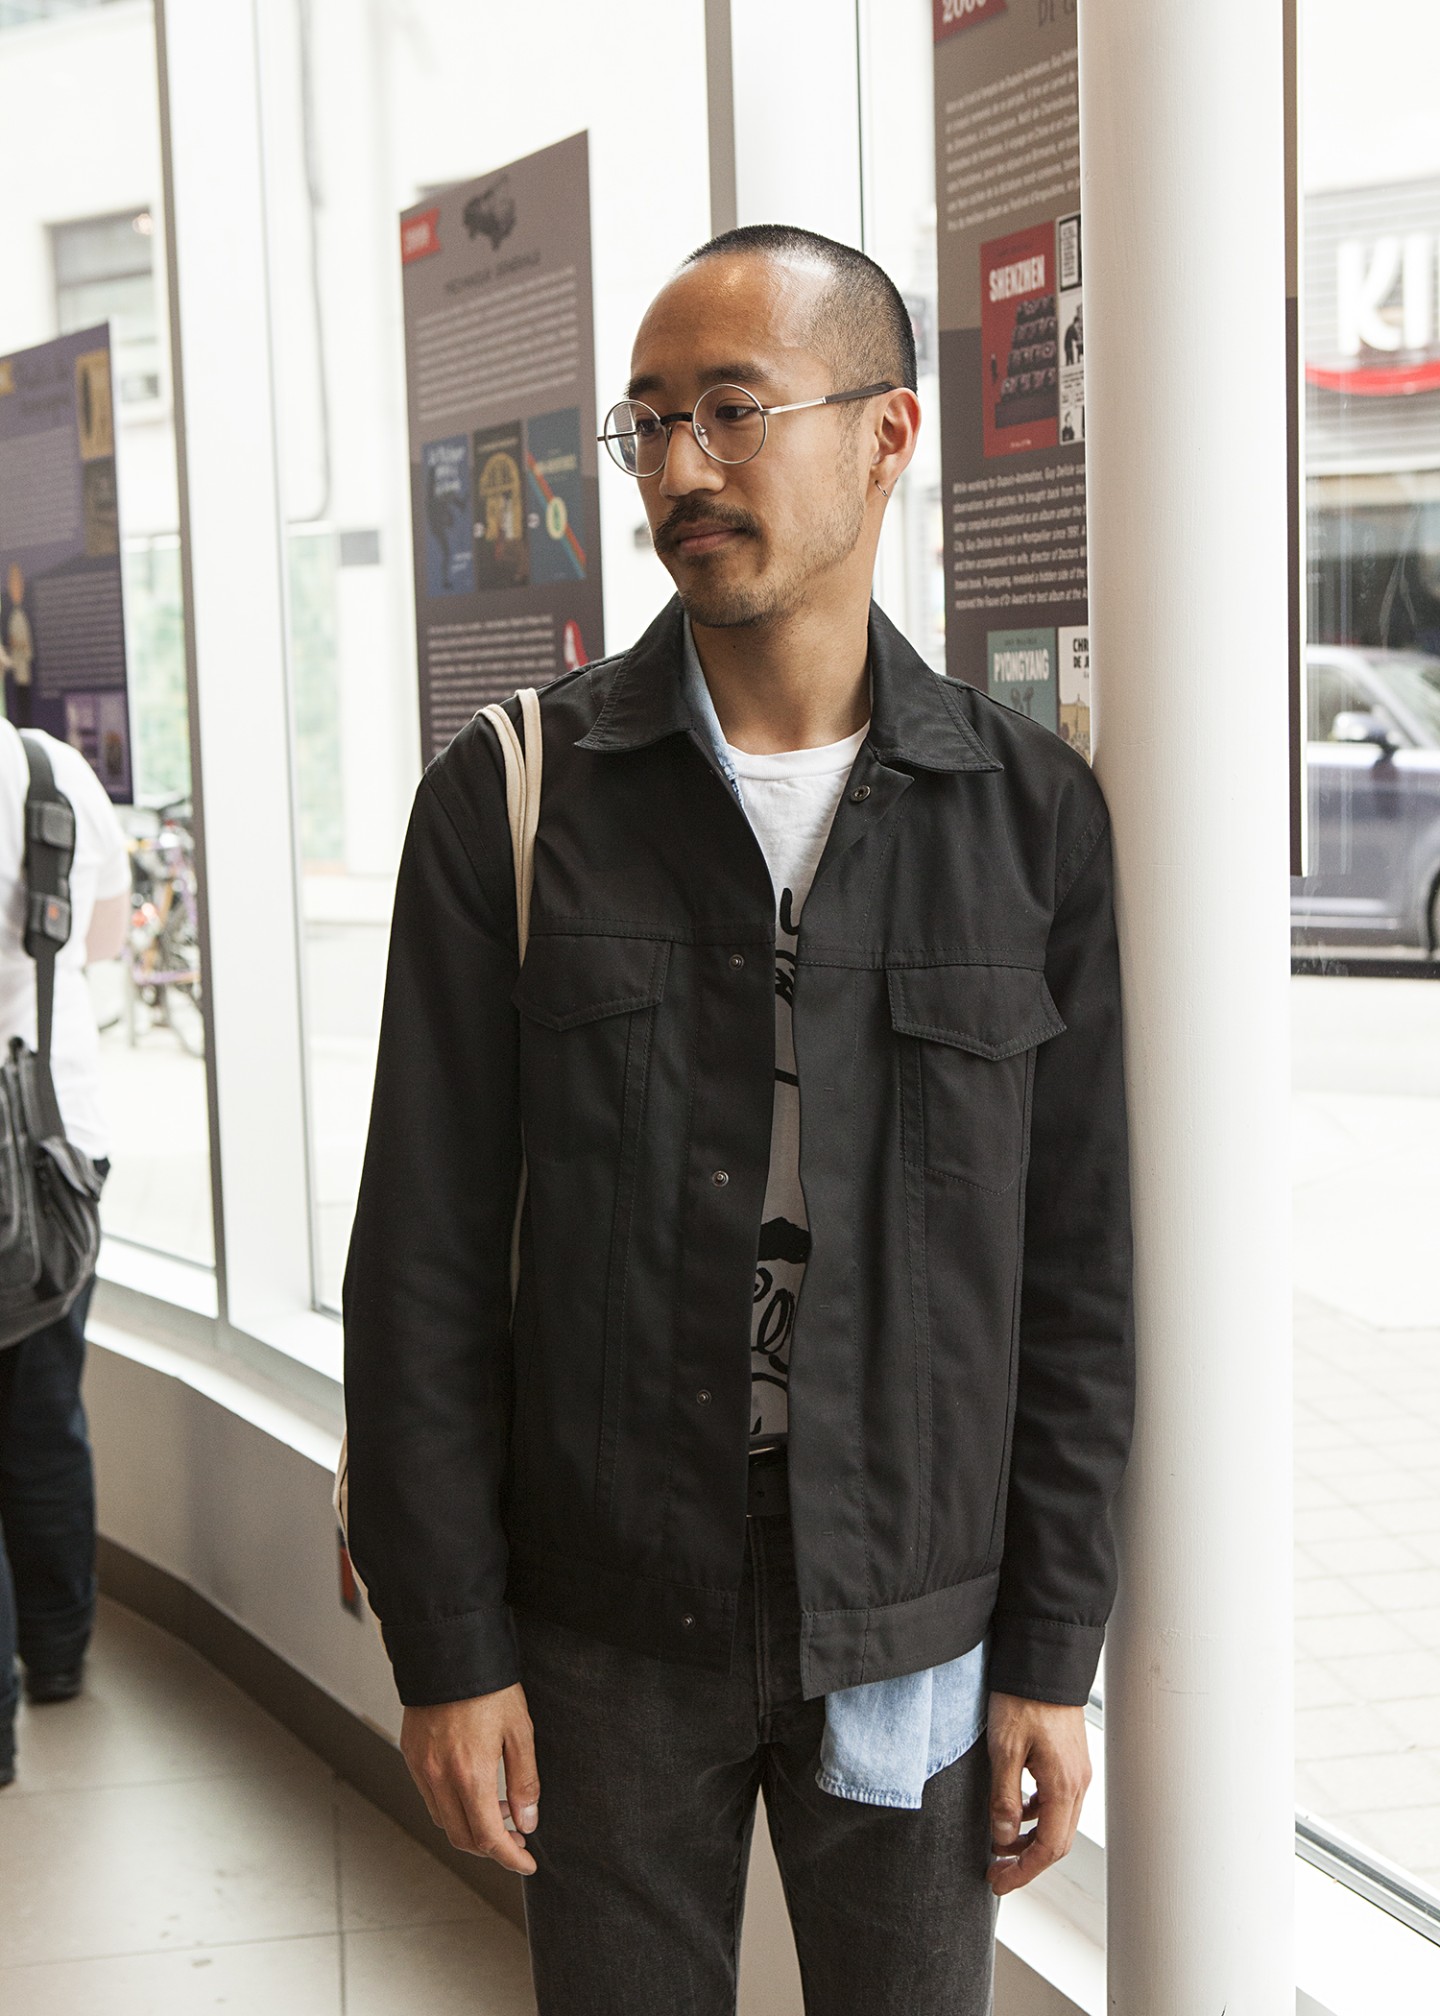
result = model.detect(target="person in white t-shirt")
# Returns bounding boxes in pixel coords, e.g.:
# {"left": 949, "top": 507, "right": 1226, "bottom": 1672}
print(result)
{"left": 0, "top": 721, "right": 129, "bottom": 1788}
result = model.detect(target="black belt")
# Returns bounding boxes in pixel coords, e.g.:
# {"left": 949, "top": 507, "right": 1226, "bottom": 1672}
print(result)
{"left": 746, "top": 1440, "right": 789, "bottom": 1518}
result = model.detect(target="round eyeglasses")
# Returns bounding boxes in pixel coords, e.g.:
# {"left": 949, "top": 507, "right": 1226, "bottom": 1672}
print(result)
{"left": 598, "top": 381, "right": 896, "bottom": 478}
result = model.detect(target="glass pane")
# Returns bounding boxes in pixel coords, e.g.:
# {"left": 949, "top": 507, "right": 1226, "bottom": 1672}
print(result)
{"left": 56, "top": 272, "right": 155, "bottom": 343}
{"left": 52, "top": 211, "right": 153, "bottom": 287}
{"left": 56, "top": 269, "right": 163, "bottom": 407}
{"left": 858, "top": 4, "right": 944, "bottom": 673}
{"left": 1294, "top": 0, "right": 1440, "bottom": 1903}
{"left": 0, "top": 1, "right": 212, "bottom": 1270}
{"left": 0, "top": 1, "right": 121, "bottom": 28}
{"left": 253, "top": 0, "right": 709, "bottom": 1309}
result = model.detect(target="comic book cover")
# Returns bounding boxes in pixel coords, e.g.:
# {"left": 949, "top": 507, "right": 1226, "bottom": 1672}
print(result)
{"left": 1056, "top": 212, "right": 1084, "bottom": 447}
{"left": 422, "top": 435, "right": 474, "bottom": 595}
{"left": 980, "top": 223, "right": 1059, "bottom": 458}
{"left": 1058, "top": 624, "right": 1091, "bottom": 759}
{"left": 472, "top": 423, "right": 529, "bottom": 592}
{"left": 524, "top": 407, "right": 587, "bottom": 584}
{"left": 987, "top": 627, "right": 1058, "bottom": 731}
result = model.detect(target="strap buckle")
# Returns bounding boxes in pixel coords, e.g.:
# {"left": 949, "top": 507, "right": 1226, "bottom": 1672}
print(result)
{"left": 27, "top": 799, "right": 76, "bottom": 853}
{"left": 27, "top": 890, "right": 71, "bottom": 948}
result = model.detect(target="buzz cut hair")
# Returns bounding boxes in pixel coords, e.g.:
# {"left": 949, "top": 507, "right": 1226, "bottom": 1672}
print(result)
{"left": 681, "top": 223, "right": 918, "bottom": 395}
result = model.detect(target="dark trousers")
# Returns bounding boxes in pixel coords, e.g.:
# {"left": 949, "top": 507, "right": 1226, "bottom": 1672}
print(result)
{"left": 0, "top": 1272, "right": 100, "bottom": 1730}
{"left": 513, "top": 1470, "right": 998, "bottom": 2016}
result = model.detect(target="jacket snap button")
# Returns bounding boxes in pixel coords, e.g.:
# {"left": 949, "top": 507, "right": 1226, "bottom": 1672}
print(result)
{"left": 681, "top": 1612, "right": 695, "bottom": 1628}
{"left": 728, "top": 952, "right": 745, "bottom": 970}
{"left": 696, "top": 1388, "right": 711, "bottom": 1404}
{"left": 850, "top": 783, "right": 871, "bottom": 802}
{"left": 711, "top": 1169, "right": 729, "bottom": 1187}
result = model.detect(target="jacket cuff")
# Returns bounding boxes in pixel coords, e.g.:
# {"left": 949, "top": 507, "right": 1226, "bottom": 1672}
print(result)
{"left": 379, "top": 1604, "right": 522, "bottom": 1707}
{"left": 988, "top": 1613, "right": 1104, "bottom": 1707}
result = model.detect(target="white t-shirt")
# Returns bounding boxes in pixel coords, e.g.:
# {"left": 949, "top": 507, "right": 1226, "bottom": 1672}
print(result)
{"left": 0, "top": 722, "right": 129, "bottom": 1159}
{"left": 722, "top": 720, "right": 871, "bottom": 1445}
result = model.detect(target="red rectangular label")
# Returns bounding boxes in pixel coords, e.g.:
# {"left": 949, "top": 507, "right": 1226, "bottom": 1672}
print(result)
{"left": 401, "top": 207, "right": 440, "bottom": 265}
{"left": 934, "top": 0, "right": 1007, "bottom": 42}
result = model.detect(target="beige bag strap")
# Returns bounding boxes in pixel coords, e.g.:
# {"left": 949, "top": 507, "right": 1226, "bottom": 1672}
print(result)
{"left": 476, "top": 688, "right": 542, "bottom": 1306}
{"left": 333, "top": 688, "right": 542, "bottom": 1590}
{"left": 477, "top": 687, "right": 543, "bottom": 962}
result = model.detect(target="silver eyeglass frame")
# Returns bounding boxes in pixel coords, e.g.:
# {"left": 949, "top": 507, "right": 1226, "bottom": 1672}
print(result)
{"left": 598, "top": 380, "right": 897, "bottom": 477}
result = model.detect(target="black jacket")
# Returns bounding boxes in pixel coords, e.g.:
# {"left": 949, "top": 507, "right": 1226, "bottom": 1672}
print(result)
{"left": 342, "top": 598, "right": 1134, "bottom": 1709}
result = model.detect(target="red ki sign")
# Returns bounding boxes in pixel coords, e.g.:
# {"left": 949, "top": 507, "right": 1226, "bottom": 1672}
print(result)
{"left": 1310, "top": 232, "right": 1440, "bottom": 396}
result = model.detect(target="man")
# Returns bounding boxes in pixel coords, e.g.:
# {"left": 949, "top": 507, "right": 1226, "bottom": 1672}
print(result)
{"left": 0, "top": 719, "right": 129, "bottom": 1786}
{"left": 343, "top": 224, "right": 1133, "bottom": 2013}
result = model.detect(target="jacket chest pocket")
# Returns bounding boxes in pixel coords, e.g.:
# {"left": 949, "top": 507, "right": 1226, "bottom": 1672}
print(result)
{"left": 887, "top": 963, "right": 1066, "bottom": 1192}
{"left": 512, "top": 935, "right": 670, "bottom": 1165}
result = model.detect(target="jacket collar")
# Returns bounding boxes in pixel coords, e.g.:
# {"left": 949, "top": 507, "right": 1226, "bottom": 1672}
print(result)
{"left": 573, "top": 595, "right": 1002, "bottom": 774}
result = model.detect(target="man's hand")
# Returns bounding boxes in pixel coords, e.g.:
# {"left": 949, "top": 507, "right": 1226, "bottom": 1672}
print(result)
{"left": 401, "top": 1684, "right": 540, "bottom": 1875}
{"left": 986, "top": 1692, "right": 1091, "bottom": 1896}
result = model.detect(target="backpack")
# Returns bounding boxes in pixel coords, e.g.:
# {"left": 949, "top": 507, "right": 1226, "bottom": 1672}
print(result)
{"left": 0, "top": 733, "right": 105, "bottom": 1350}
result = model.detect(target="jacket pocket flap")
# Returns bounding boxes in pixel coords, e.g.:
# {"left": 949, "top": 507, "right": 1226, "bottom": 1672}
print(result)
{"left": 513, "top": 935, "right": 669, "bottom": 1031}
{"left": 886, "top": 963, "right": 1066, "bottom": 1059}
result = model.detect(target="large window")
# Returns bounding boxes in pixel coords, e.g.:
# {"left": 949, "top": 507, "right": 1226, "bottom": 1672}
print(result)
{"left": 250, "top": 0, "right": 712, "bottom": 1308}
{"left": 857, "top": 1, "right": 945, "bottom": 676}
{"left": 0, "top": 2, "right": 209, "bottom": 1271}
{"left": 1292, "top": 0, "right": 1440, "bottom": 1925}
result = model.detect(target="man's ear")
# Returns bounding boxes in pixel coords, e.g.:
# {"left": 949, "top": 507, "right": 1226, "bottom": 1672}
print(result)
{"left": 870, "top": 388, "right": 922, "bottom": 496}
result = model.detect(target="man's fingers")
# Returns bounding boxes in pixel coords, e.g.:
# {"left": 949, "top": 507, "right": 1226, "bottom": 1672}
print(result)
{"left": 502, "top": 1719, "right": 542, "bottom": 1837}
{"left": 988, "top": 1769, "right": 1088, "bottom": 1895}
{"left": 460, "top": 1777, "right": 537, "bottom": 1873}
{"left": 984, "top": 1697, "right": 1092, "bottom": 1894}
{"left": 398, "top": 1689, "right": 540, "bottom": 1874}
{"left": 440, "top": 1743, "right": 535, "bottom": 1871}
{"left": 402, "top": 1755, "right": 535, "bottom": 1871}
{"left": 990, "top": 1830, "right": 1053, "bottom": 1895}
{"left": 988, "top": 1742, "right": 1027, "bottom": 1852}
{"left": 430, "top": 1766, "right": 536, "bottom": 1872}
{"left": 427, "top": 1777, "right": 483, "bottom": 1856}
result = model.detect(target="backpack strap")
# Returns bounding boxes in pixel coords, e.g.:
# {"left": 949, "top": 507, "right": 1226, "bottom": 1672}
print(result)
{"left": 19, "top": 731, "right": 76, "bottom": 1138}
{"left": 476, "top": 688, "right": 542, "bottom": 1309}
{"left": 477, "top": 687, "right": 543, "bottom": 959}
{"left": 334, "top": 689, "right": 541, "bottom": 1620}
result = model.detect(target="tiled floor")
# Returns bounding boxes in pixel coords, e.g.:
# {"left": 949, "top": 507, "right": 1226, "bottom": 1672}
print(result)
{"left": 1292, "top": 977, "right": 1440, "bottom": 1897}
{"left": 1295, "top": 1293, "right": 1440, "bottom": 1892}
{"left": 0, "top": 1599, "right": 537, "bottom": 2015}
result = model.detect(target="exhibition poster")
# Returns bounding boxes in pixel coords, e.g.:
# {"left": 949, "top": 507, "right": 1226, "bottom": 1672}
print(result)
{"left": 933, "top": 0, "right": 1090, "bottom": 759}
{"left": 401, "top": 131, "right": 604, "bottom": 759}
{"left": 0, "top": 325, "right": 133, "bottom": 799}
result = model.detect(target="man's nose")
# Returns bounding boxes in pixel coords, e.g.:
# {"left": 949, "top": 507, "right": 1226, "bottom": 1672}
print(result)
{"left": 658, "top": 420, "right": 725, "bottom": 498}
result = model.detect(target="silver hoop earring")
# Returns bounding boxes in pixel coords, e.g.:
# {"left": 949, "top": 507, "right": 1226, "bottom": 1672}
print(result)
{"left": 875, "top": 480, "right": 891, "bottom": 498}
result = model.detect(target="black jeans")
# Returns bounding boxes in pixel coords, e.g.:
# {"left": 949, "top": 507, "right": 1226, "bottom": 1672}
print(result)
{"left": 0, "top": 1269, "right": 101, "bottom": 1734}
{"left": 513, "top": 1472, "right": 998, "bottom": 2016}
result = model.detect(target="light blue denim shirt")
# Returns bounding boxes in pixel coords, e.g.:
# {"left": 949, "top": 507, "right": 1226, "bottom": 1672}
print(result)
{"left": 679, "top": 617, "right": 990, "bottom": 1808}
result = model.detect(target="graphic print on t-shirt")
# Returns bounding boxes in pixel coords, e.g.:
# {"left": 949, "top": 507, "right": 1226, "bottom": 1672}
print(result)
{"left": 719, "top": 722, "right": 870, "bottom": 1447}
{"left": 750, "top": 882, "right": 809, "bottom": 1437}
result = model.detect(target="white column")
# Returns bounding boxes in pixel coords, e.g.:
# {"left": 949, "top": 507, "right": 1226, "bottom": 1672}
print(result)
{"left": 1077, "top": 4, "right": 1295, "bottom": 2011}
{"left": 155, "top": 0, "right": 316, "bottom": 1335}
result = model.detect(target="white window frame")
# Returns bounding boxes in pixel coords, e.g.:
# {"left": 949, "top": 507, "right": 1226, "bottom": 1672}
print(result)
{"left": 150, "top": 0, "right": 329, "bottom": 1382}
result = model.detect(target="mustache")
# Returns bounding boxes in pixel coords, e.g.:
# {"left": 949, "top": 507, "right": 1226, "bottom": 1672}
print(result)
{"left": 652, "top": 501, "right": 759, "bottom": 556}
